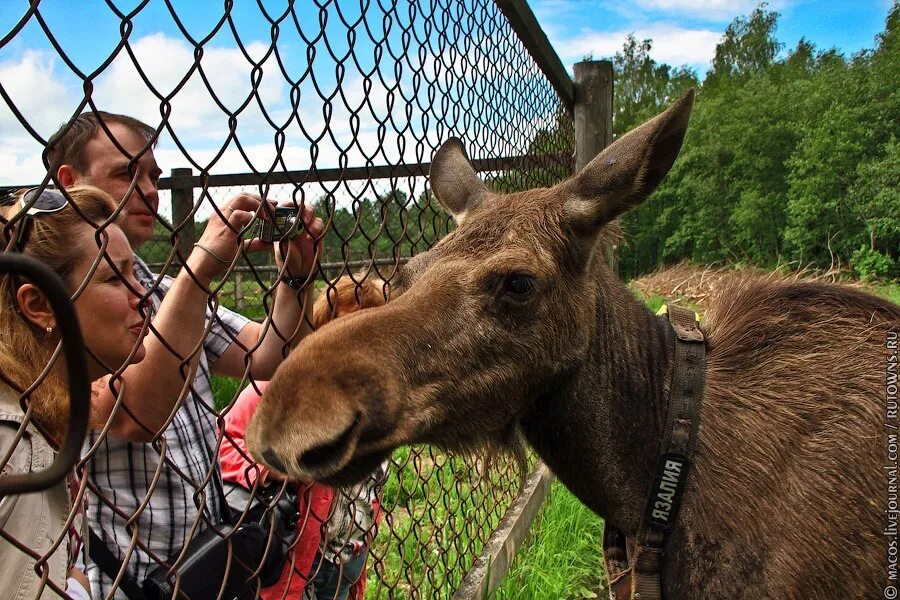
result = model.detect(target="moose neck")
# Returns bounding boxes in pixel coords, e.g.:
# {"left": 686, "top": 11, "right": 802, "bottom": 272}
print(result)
{"left": 520, "top": 260, "right": 674, "bottom": 535}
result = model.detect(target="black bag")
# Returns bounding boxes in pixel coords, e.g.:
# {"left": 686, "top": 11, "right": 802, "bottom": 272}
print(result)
{"left": 141, "top": 484, "right": 300, "bottom": 600}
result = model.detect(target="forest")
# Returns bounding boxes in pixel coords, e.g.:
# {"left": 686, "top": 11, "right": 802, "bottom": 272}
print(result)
{"left": 610, "top": 3, "right": 899, "bottom": 280}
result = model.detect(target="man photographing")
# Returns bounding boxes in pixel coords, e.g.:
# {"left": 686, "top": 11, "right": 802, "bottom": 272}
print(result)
{"left": 47, "top": 112, "right": 323, "bottom": 597}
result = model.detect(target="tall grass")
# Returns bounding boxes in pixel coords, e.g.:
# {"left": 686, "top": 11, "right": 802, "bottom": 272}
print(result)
{"left": 872, "top": 281, "right": 900, "bottom": 306}
{"left": 365, "top": 447, "right": 527, "bottom": 599}
{"left": 494, "top": 481, "right": 605, "bottom": 599}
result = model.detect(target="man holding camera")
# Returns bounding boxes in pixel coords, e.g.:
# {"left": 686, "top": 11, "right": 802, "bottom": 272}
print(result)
{"left": 48, "top": 112, "right": 323, "bottom": 597}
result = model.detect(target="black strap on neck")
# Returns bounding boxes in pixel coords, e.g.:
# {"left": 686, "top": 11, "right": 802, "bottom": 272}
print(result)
{"left": 603, "top": 303, "right": 706, "bottom": 600}
{"left": 641, "top": 303, "right": 705, "bottom": 535}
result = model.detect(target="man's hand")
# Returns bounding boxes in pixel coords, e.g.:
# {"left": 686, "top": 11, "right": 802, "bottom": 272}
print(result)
{"left": 187, "top": 193, "right": 271, "bottom": 285}
{"left": 212, "top": 200, "right": 323, "bottom": 380}
{"left": 96, "top": 193, "right": 276, "bottom": 442}
{"left": 274, "top": 203, "right": 324, "bottom": 280}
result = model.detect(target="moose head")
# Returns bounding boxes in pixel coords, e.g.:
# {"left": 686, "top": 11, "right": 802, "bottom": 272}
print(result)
{"left": 246, "top": 90, "right": 694, "bottom": 490}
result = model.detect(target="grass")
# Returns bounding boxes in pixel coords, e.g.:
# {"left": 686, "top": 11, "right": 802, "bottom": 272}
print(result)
{"left": 641, "top": 293, "right": 667, "bottom": 314}
{"left": 494, "top": 481, "right": 605, "bottom": 600}
{"left": 363, "top": 447, "right": 527, "bottom": 599}
{"left": 211, "top": 375, "right": 244, "bottom": 411}
{"left": 871, "top": 281, "right": 900, "bottom": 306}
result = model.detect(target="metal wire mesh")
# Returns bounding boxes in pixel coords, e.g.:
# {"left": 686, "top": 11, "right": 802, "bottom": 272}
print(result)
{"left": 0, "top": 1, "right": 574, "bottom": 598}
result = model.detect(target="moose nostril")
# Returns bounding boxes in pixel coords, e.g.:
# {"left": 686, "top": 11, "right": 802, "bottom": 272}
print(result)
{"left": 261, "top": 448, "right": 288, "bottom": 474}
{"left": 298, "top": 412, "right": 362, "bottom": 471}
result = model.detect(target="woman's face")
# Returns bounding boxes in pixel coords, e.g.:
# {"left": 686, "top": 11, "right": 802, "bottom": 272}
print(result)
{"left": 68, "top": 223, "right": 147, "bottom": 377}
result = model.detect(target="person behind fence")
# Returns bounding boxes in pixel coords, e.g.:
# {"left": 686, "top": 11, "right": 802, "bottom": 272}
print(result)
{"left": 47, "top": 111, "right": 325, "bottom": 597}
{"left": 220, "top": 276, "right": 388, "bottom": 600}
{"left": 0, "top": 186, "right": 148, "bottom": 598}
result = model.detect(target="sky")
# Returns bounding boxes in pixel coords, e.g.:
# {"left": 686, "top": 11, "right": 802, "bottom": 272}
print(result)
{"left": 0, "top": 0, "right": 893, "bottom": 197}
{"left": 534, "top": 0, "right": 892, "bottom": 74}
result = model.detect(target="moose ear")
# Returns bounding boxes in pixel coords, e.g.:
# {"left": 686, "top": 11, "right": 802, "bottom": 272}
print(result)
{"left": 429, "top": 138, "right": 488, "bottom": 225}
{"left": 563, "top": 89, "right": 694, "bottom": 232}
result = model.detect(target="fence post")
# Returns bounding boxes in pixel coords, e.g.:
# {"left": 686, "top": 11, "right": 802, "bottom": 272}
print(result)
{"left": 574, "top": 61, "right": 615, "bottom": 595}
{"left": 169, "top": 167, "right": 195, "bottom": 264}
{"left": 574, "top": 60, "right": 616, "bottom": 272}
{"left": 574, "top": 60, "right": 613, "bottom": 169}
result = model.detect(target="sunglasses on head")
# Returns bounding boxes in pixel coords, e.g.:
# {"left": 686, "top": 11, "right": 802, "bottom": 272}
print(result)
{"left": 20, "top": 187, "right": 69, "bottom": 215}
{"left": 5, "top": 187, "right": 69, "bottom": 250}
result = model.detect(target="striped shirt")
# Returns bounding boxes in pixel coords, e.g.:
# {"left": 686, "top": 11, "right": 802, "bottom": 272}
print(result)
{"left": 85, "top": 255, "right": 250, "bottom": 598}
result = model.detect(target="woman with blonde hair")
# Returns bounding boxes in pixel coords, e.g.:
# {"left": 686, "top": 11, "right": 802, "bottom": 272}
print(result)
{"left": 0, "top": 185, "right": 147, "bottom": 598}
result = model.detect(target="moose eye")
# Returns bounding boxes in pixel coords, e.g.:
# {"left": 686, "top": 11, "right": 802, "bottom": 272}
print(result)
{"left": 502, "top": 272, "right": 537, "bottom": 300}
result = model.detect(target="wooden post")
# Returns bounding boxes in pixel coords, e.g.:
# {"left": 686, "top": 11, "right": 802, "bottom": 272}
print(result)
{"left": 574, "top": 60, "right": 615, "bottom": 272}
{"left": 574, "top": 62, "right": 615, "bottom": 595}
{"left": 169, "top": 167, "right": 195, "bottom": 264}
{"left": 574, "top": 60, "right": 613, "bottom": 170}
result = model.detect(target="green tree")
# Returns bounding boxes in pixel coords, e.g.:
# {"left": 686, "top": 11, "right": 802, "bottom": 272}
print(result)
{"left": 610, "top": 36, "right": 697, "bottom": 277}
{"left": 619, "top": 1, "right": 899, "bottom": 280}
{"left": 706, "top": 4, "right": 781, "bottom": 88}
{"left": 613, "top": 35, "right": 698, "bottom": 136}
{"left": 785, "top": 2, "right": 900, "bottom": 270}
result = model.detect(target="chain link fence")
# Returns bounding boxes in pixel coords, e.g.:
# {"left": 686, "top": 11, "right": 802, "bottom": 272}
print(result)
{"left": 1, "top": 1, "right": 578, "bottom": 598}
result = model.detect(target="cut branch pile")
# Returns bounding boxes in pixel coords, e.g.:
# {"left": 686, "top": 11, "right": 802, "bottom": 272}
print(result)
{"left": 629, "top": 262, "right": 860, "bottom": 310}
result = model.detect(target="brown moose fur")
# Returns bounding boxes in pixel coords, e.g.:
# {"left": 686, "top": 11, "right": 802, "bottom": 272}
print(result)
{"left": 248, "top": 90, "right": 900, "bottom": 598}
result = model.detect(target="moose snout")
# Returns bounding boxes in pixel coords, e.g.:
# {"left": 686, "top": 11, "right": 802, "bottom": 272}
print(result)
{"left": 296, "top": 411, "right": 362, "bottom": 472}
{"left": 260, "top": 448, "right": 288, "bottom": 474}
{"left": 254, "top": 412, "right": 361, "bottom": 480}
{"left": 246, "top": 297, "right": 416, "bottom": 484}
{"left": 247, "top": 385, "right": 366, "bottom": 481}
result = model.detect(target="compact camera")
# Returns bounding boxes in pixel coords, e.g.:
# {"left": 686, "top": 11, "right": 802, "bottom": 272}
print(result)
{"left": 256, "top": 206, "right": 300, "bottom": 243}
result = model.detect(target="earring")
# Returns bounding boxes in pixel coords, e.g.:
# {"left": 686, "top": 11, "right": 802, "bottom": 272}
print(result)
{"left": 45, "top": 325, "right": 54, "bottom": 337}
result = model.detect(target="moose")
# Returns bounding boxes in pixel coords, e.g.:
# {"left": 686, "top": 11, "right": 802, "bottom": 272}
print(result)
{"left": 247, "top": 90, "right": 899, "bottom": 597}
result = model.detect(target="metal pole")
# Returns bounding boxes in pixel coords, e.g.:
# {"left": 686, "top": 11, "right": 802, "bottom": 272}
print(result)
{"left": 494, "top": 0, "right": 576, "bottom": 113}
{"left": 234, "top": 269, "right": 245, "bottom": 312}
{"left": 169, "top": 167, "right": 195, "bottom": 264}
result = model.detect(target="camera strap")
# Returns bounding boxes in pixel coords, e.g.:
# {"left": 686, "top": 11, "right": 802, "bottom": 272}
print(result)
{"left": 87, "top": 528, "right": 146, "bottom": 600}
{"left": 87, "top": 472, "right": 232, "bottom": 599}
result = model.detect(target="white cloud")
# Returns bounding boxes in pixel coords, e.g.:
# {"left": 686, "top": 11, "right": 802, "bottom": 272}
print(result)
{"left": 0, "top": 33, "right": 405, "bottom": 186}
{"left": 0, "top": 36, "right": 296, "bottom": 185}
{"left": 0, "top": 25, "right": 553, "bottom": 194}
{"left": 633, "top": 0, "right": 759, "bottom": 20}
{"left": 557, "top": 25, "right": 722, "bottom": 69}
{"left": 530, "top": 0, "right": 581, "bottom": 40}
{"left": 91, "top": 33, "right": 286, "bottom": 142}
{"left": 632, "top": 0, "right": 789, "bottom": 21}
{"left": 0, "top": 49, "right": 81, "bottom": 183}
{"left": 0, "top": 148, "right": 45, "bottom": 186}
{"left": 0, "top": 49, "right": 74, "bottom": 136}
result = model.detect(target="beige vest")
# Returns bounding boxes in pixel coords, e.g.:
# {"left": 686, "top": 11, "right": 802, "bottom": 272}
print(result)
{"left": 0, "top": 383, "right": 76, "bottom": 599}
